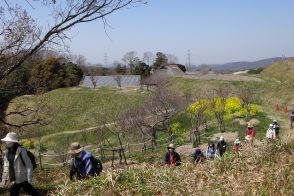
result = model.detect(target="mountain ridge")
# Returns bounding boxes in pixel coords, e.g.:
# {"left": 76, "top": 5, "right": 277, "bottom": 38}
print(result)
{"left": 194, "top": 57, "right": 294, "bottom": 72}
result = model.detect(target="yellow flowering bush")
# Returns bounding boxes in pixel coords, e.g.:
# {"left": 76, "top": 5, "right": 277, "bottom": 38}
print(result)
{"left": 22, "top": 140, "right": 35, "bottom": 149}
{"left": 171, "top": 122, "right": 184, "bottom": 135}
{"left": 188, "top": 97, "right": 259, "bottom": 119}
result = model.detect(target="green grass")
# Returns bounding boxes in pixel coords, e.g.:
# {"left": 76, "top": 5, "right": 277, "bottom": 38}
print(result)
{"left": 7, "top": 87, "right": 145, "bottom": 138}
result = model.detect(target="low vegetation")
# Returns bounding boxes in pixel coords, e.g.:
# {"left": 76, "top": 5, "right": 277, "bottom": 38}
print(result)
{"left": 42, "top": 140, "right": 294, "bottom": 195}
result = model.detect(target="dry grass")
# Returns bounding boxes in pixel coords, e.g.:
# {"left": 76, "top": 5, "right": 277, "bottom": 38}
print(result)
{"left": 50, "top": 140, "right": 294, "bottom": 195}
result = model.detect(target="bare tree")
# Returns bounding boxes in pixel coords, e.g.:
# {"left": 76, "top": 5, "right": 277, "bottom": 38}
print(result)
{"left": 142, "top": 52, "right": 155, "bottom": 66}
{"left": 208, "top": 85, "right": 231, "bottom": 132}
{"left": 166, "top": 54, "right": 179, "bottom": 64}
{"left": 122, "top": 51, "right": 138, "bottom": 72}
{"left": 52, "top": 136, "right": 71, "bottom": 166}
{"left": 146, "top": 86, "right": 183, "bottom": 141}
{"left": 0, "top": 0, "right": 144, "bottom": 82}
{"left": 72, "top": 54, "right": 87, "bottom": 67}
{"left": 0, "top": 0, "right": 145, "bottom": 135}
{"left": 235, "top": 85, "right": 255, "bottom": 119}
{"left": 90, "top": 75, "right": 98, "bottom": 88}
{"left": 113, "top": 75, "right": 122, "bottom": 89}
{"left": 187, "top": 94, "right": 208, "bottom": 147}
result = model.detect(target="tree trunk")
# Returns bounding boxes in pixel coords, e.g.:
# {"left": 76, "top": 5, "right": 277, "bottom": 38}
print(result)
{"left": 151, "top": 126, "right": 157, "bottom": 151}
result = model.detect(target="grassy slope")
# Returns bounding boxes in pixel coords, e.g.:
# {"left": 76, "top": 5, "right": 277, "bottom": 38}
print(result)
{"left": 7, "top": 87, "right": 145, "bottom": 138}
{"left": 4, "top": 63, "right": 294, "bottom": 194}
{"left": 41, "top": 141, "right": 294, "bottom": 195}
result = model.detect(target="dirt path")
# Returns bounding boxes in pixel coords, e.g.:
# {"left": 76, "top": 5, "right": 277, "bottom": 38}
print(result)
{"left": 183, "top": 74, "right": 262, "bottom": 82}
{"left": 39, "top": 122, "right": 115, "bottom": 142}
{"left": 263, "top": 107, "right": 294, "bottom": 142}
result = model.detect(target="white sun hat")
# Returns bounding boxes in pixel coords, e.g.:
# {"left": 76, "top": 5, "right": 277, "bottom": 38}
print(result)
{"left": 167, "top": 143, "right": 175, "bottom": 150}
{"left": 234, "top": 138, "right": 241, "bottom": 144}
{"left": 1, "top": 132, "right": 20, "bottom": 144}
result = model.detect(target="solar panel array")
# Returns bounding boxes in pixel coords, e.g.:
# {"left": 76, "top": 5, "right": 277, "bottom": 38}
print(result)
{"left": 80, "top": 75, "right": 141, "bottom": 88}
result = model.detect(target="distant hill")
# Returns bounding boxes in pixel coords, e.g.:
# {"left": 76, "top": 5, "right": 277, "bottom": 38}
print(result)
{"left": 261, "top": 59, "right": 294, "bottom": 82}
{"left": 195, "top": 57, "right": 294, "bottom": 73}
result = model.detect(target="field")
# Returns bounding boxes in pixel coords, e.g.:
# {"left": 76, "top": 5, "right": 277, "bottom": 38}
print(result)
{"left": 2, "top": 60, "right": 294, "bottom": 195}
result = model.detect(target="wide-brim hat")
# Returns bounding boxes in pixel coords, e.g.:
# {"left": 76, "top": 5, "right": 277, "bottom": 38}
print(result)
{"left": 247, "top": 123, "right": 253, "bottom": 128}
{"left": 68, "top": 142, "right": 84, "bottom": 154}
{"left": 234, "top": 139, "right": 241, "bottom": 144}
{"left": 167, "top": 143, "right": 175, "bottom": 150}
{"left": 1, "top": 132, "right": 20, "bottom": 144}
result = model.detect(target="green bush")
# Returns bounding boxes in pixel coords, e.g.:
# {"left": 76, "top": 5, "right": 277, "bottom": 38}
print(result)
{"left": 22, "top": 140, "right": 35, "bottom": 149}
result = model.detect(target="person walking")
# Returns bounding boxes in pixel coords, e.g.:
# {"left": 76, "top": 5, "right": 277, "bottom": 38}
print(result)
{"left": 216, "top": 136, "right": 227, "bottom": 157}
{"left": 164, "top": 144, "right": 181, "bottom": 168}
{"left": 232, "top": 138, "right": 241, "bottom": 153}
{"left": 193, "top": 148, "right": 205, "bottom": 163}
{"left": 1, "top": 132, "right": 39, "bottom": 196}
{"left": 205, "top": 142, "right": 216, "bottom": 159}
{"left": 266, "top": 124, "right": 276, "bottom": 141}
{"left": 69, "top": 142, "right": 103, "bottom": 181}
{"left": 245, "top": 123, "right": 255, "bottom": 146}
{"left": 272, "top": 120, "right": 280, "bottom": 137}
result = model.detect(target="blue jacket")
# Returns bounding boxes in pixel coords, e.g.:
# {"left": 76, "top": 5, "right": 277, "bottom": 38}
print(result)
{"left": 70, "top": 151, "right": 95, "bottom": 180}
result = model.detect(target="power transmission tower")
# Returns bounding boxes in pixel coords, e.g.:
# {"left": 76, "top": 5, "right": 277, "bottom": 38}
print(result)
{"left": 104, "top": 53, "right": 108, "bottom": 67}
{"left": 187, "top": 50, "right": 191, "bottom": 68}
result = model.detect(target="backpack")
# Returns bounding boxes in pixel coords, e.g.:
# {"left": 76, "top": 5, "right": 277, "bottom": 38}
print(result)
{"left": 90, "top": 156, "right": 103, "bottom": 174}
{"left": 20, "top": 148, "right": 37, "bottom": 170}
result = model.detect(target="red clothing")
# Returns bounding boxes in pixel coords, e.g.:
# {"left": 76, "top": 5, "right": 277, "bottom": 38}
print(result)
{"left": 232, "top": 144, "right": 239, "bottom": 153}
{"left": 246, "top": 127, "right": 255, "bottom": 137}
{"left": 169, "top": 151, "right": 175, "bottom": 168}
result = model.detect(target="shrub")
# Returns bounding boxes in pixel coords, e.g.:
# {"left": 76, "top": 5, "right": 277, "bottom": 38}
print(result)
{"left": 22, "top": 140, "right": 35, "bottom": 149}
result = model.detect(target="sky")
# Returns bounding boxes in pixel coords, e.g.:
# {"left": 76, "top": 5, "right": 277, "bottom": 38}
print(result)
{"left": 10, "top": 0, "right": 294, "bottom": 65}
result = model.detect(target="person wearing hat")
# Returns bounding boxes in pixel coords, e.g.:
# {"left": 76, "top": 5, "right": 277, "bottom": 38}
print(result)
{"left": 205, "top": 141, "right": 216, "bottom": 159}
{"left": 164, "top": 144, "right": 181, "bottom": 168}
{"left": 216, "top": 136, "right": 227, "bottom": 157}
{"left": 232, "top": 138, "right": 241, "bottom": 153}
{"left": 245, "top": 123, "right": 255, "bottom": 145}
{"left": 69, "top": 142, "right": 102, "bottom": 180}
{"left": 272, "top": 120, "right": 280, "bottom": 137}
{"left": 266, "top": 124, "right": 276, "bottom": 141}
{"left": 1, "top": 132, "right": 39, "bottom": 196}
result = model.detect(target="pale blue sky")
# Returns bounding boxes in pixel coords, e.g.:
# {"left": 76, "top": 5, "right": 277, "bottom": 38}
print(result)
{"left": 8, "top": 0, "right": 294, "bottom": 65}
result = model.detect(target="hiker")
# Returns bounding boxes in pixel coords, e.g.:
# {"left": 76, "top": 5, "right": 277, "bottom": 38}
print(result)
{"left": 69, "top": 142, "right": 102, "bottom": 181}
{"left": 266, "top": 124, "right": 276, "bottom": 141}
{"left": 1, "top": 132, "right": 40, "bottom": 196}
{"left": 290, "top": 111, "right": 294, "bottom": 129}
{"left": 245, "top": 123, "right": 255, "bottom": 145}
{"left": 205, "top": 142, "right": 216, "bottom": 159}
{"left": 232, "top": 138, "right": 241, "bottom": 153}
{"left": 164, "top": 144, "right": 181, "bottom": 168}
{"left": 193, "top": 148, "right": 205, "bottom": 163}
{"left": 216, "top": 136, "right": 227, "bottom": 157}
{"left": 272, "top": 120, "right": 280, "bottom": 137}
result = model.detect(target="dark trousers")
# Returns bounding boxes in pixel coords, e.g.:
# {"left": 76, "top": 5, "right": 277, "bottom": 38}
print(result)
{"left": 10, "top": 181, "right": 39, "bottom": 196}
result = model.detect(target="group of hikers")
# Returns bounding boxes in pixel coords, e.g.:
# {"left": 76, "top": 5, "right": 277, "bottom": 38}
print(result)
{"left": 0, "top": 115, "right": 288, "bottom": 195}
{"left": 164, "top": 119, "right": 281, "bottom": 167}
